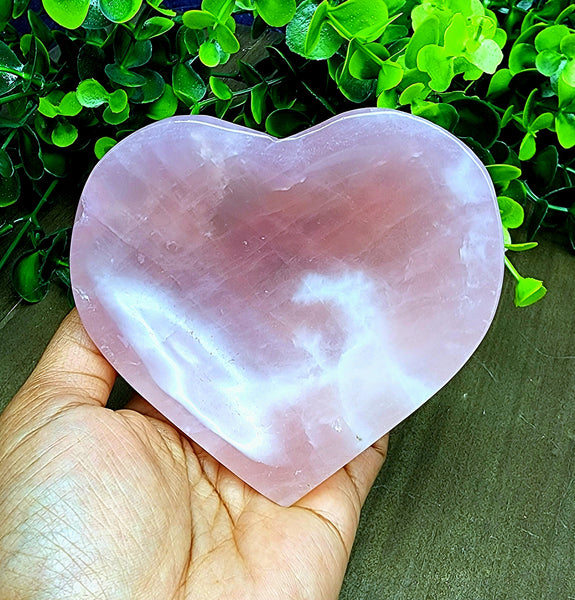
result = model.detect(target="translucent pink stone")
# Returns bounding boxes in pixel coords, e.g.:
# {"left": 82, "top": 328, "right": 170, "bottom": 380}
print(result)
{"left": 70, "top": 108, "right": 503, "bottom": 505}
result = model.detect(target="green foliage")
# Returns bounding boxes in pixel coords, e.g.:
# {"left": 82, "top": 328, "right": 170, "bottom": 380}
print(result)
{"left": 2, "top": 1, "right": 575, "bottom": 307}
{"left": 42, "top": 0, "right": 89, "bottom": 29}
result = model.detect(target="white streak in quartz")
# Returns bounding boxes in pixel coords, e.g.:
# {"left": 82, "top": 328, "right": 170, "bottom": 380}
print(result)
{"left": 95, "top": 269, "right": 430, "bottom": 464}
{"left": 292, "top": 271, "right": 431, "bottom": 437}
{"left": 96, "top": 277, "right": 280, "bottom": 462}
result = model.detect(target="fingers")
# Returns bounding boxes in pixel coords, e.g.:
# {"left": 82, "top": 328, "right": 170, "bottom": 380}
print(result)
{"left": 343, "top": 435, "right": 389, "bottom": 507}
{"left": 122, "top": 394, "right": 171, "bottom": 424}
{"left": 6, "top": 309, "right": 116, "bottom": 419}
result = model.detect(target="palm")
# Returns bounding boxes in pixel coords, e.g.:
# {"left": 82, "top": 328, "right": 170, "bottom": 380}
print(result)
{"left": 0, "top": 311, "right": 387, "bottom": 600}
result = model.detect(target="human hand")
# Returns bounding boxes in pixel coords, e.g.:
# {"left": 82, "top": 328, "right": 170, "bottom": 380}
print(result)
{"left": 0, "top": 310, "right": 387, "bottom": 600}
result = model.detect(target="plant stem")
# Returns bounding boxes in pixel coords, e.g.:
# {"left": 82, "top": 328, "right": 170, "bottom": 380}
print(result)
{"left": 1, "top": 130, "right": 16, "bottom": 149}
{"left": 504, "top": 256, "right": 522, "bottom": 281}
{"left": 0, "top": 180, "right": 58, "bottom": 272}
{"left": 196, "top": 76, "right": 286, "bottom": 110}
{"left": 548, "top": 204, "right": 569, "bottom": 213}
{"left": 0, "top": 89, "right": 37, "bottom": 106}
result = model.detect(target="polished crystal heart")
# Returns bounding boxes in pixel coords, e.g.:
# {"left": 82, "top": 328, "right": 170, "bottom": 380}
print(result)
{"left": 70, "top": 108, "right": 503, "bottom": 505}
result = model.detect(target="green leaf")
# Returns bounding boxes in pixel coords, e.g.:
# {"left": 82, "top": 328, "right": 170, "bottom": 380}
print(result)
{"left": 404, "top": 15, "right": 439, "bottom": 69}
{"left": 251, "top": 81, "right": 268, "bottom": 124}
{"left": 350, "top": 47, "right": 379, "bottom": 80}
{"left": 335, "top": 54, "right": 375, "bottom": 103}
{"left": 12, "top": 250, "right": 49, "bottom": 303}
{"left": 146, "top": 83, "right": 178, "bottom": 120}
{"left": 18, "top": 127, "right": 43, "bottom": 180}
{"left": 417, "top": 45, "right": 454, "bottom": 92}
{"left": 128, "top": 69, "right": 164, "bottom": 104}
{"left": 83, "top": 0, "right": 110, "bottom": 29}
{"left": 508, "top": 43, "right": 537, "bottom": 75}
{"left": 136, "top": 16, "right": 175, "bottom": 40}
{"left": 527, "top": 195, "right": 549, "bottom": 241}
{"left": 77, "top": 78, "right": 109, "bottom": 107}
{"left": 0, "top": 171, "right": 20, "bottom": 206}
{"left": 534, "top": 24, "right": 570, "bottom": 52}
{"left": 443, "top": 12, "right": 466, "bottom": 55}
{"left": 519, "top": 133, "right": 536, "bottom": 161}
{"left": 108, "top": 89, "right": 129, "bottom": 112}
{"left": 376, "top": 60, "right": 403, "bottom": 90}
{"left": 514, "top": 277, "right": 546, "bottom": 307}
{"left": 327, "top": 0, "right": 389, "bottom": 42}
{"left": 94, "top": 136, "right": 117, "bottom": 159}
{"left": 0, "top": 0, "right": 13, "bottom": 31}
{"left": 270, "top": 85, "right": 296, "bottom": 109}
{"left": 450, "top": 97, "right": 501, "bottom": 148}
{"left": 522, "top": 90, "right": 538, "bottom": 130}
{"left": 505, "top": 242, "right": 538, "bottom": 251}
{"left": 77, "top": 43, "right": 106, "bottom": 81}
{"left": 215, "top": 97, "right": 232, "bottom": 118}
{"left": 399, "top": 82, "right": 428, "bottom": 105}
{"left": 105, "top": 63, "right": 146, "bottom": 87}
{"left": 530, "top": 112, "right": 554, "bottom": 131}
{"left": 561, "top": 59, "right": 575, "bottom": 86}
{"left": 209, "top": 76, "right": 232, "bottom": 100}
{"left": 59, "top": 92, "right": 83, "bottom": 117}
{"left": 286, "top": 0, "right": 342, "bottom": 60}
{"left": 376, "top": 87, "right": 397, "bottom": 108}
{"left": 304, "top": 0, "right": 328, "bottom": 56}
{"left": 42, "top": 152, "right": 66, "bottom": 177}
{"left": 99, "top": 0, "right": 143, "bottom": 23}
{"left": 501, "top": 104, "right": 515, "bottom": 128}
{"left": 38, "top": 96, "right": 58, "bottom": 118}
{"left": 34, "top": 113, "right": 52, "bottom": 145}
{"left": 27, "top": 10, "right": 53, "bottom": 49}
{"left": 255, "top": 0, "right": 296, "bottom": 27}
{"left": 12, "top": 0, "right": 30, "bottom": 19}
{"left": 556, "top": 111, "right": 575, "bottom": 148}
{"left": 199, "top": 40, "right": 220, "bottom": 67}
{"left": 238, "top": 60, "right": 263, "bottom": 85}
{"left": 411, "top": 101, "right": 458, "bottom": 130}
{"left": 532, "top": 145, "right": 558, "bottom": 187}
{"left": 122, "top": 40, "right": 153, "bottom": 69}
{"left": 203, "top": 0, "right": 234, "bottom": 20}
{"left": 0, "top": 148, "right": 14, "bottom": 178}
{"left": 51, "top": 119, "right": 78, "bottom": 147}
{"left": 467, "top": 38, "right": 503, "bottom": 74}
{"left": 265, "top": 109, "right": 309, "bottom": 137}
{"left": 560, "top": 34, "right": 575, "bottom": 59}
{"left": 41, "top": 0, "right": 90, "bottom": 29}
{"left": 214, "top": 23, "right": 240, "bottom": 54}
{"left": 41, "top": 229, "right": 68, "bottom": 281}
{"left": 487, "top": 68, "right": 512, "bottom": 98}
{"left": 172, "top": 61, "right": 207, "bottom": 105}
{"left": 182, "top": 9, "right": 217, "bottom": 29}
{"left": 182, "top": 27, "right": 203, "bottom": 55}
{"left": 535, "top": 49, "right": 564, "bottom": 77}
{"left": 497, "top": 195, "right": 524, "bottom": 228}
{"left": 103, "top": 104, "right": 130, "bottom": 124}
{"left": 487, "top": 164, "right": 522, "bottom": 185}
{"left": 146, "top": 0, "right": 175, "bottom": 16}
{"left": 0, "top": 40, "right": 24, "bottom": 96}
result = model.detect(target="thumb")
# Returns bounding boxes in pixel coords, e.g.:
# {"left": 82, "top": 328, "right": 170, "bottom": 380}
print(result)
{"left": 2, "top": 309, "right": 116, "bottom": 426}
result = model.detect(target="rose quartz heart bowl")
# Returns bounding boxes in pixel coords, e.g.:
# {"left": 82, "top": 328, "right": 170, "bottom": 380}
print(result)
{"left": 70, "top": 108, "right": 504, "bottom": 505}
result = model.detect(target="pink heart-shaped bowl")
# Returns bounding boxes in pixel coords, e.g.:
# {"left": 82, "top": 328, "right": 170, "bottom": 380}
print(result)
{"left": 71, "top": 108, "right": 504, "bottom": 505}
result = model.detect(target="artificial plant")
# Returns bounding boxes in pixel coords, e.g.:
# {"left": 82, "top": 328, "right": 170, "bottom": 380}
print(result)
{"left": 1, "top": 0, "right": 574, "bottom": 307}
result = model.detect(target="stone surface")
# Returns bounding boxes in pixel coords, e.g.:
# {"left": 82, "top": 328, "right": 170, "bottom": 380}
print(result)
{"left": 70, "top": 108, "right": 504, "bottom": 506}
